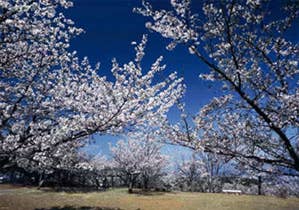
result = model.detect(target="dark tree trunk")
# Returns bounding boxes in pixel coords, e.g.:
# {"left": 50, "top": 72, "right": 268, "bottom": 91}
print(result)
{"left": 128, "top": 181, "right": 133, "bottom": 193}
{"left": 128, "top": 174, "right": 135, "bottom": 193}
{"left": 111, "top": 176, "right": 114, "bottom": 188}
{"left": 258, "top": 176, "right": 262, "bottom": 195}
{"left": 38, "top": 173, "right": 45, "bottom": 189}
{"left": 143, "top": 175, "right": 149, "bottom": 191}
{"left": 95, "top": 176, "right": 100, "bottom": 189}
{"left": 103, "top": 176, "right": 108, "bottom": 189}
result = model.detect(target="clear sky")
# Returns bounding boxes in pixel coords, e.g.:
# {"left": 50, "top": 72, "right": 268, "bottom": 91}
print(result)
{"left": 64, "top": 0, "right": 298, "bottom": 157}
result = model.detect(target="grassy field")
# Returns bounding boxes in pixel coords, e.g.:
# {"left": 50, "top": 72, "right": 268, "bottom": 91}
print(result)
{"left": 0, "top": 185, "right": 298, "bottom": 210}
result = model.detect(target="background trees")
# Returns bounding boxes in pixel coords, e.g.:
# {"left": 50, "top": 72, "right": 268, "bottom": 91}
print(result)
{"left": 0, "top": 0, "right": 184, "bottom": 175}
{"left": 174, "top": 152, "right": 231, "bottom": 192}
{"left": 110, "top": 133, "right": 168, "bottom": 192}
{"left": 136, "top": 0, "right": 299, "bottom": 175}
{"left": 175, "top": 154, "right": 206, "bottom": 192}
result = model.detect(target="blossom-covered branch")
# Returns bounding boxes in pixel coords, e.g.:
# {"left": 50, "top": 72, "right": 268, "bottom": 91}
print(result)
{"left": 0, "top": 0, "right": 184, "bottom": 172}
{"left": 136, "top": 0, "right": 299, "bottom": 174}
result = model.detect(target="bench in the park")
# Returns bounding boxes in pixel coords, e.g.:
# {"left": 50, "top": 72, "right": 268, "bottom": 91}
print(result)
{"left": 222, "top": 189, "right": 242, "bottom": 195}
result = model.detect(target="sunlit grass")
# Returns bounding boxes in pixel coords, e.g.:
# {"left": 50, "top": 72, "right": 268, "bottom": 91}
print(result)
{"left": 0, "top": 185, "right": 298, "bottom": 210}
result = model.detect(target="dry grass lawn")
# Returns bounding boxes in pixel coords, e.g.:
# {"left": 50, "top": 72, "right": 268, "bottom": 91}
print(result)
{"left": 0, "top": 184, "right": 298, "bottom": 210}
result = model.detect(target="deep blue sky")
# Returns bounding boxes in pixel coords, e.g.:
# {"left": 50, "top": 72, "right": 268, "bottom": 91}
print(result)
{"left": 64, "top": 0, "right": 298, "bottom": 157}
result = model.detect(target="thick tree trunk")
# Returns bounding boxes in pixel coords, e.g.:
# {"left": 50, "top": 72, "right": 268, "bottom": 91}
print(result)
{"left": 128, "top": 174, "right": 134, "bottom": 193}
{"left": 111, "top": 176, "right": 114, "bottom": 188}
{"left": 95, "top": 176, "right": 100, "bottom": 189}
{"left": 258, "top": 176, "right": 262, "bottom": 195}
{"left": 37, "top": 173, "right": 45, "bottom": 189}
{"left": 143, "top": 175, "right": 149, "bottom": 191}
{"left": 208, "top": 176, "right": 213, "bottom": 193}
{"left": 128, "top": 181, "right": 133, "bottom": 193}
{"left": 102, "top": 176, "right": 108, "bottom": 189}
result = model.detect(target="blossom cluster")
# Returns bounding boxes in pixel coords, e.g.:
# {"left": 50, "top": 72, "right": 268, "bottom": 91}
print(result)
{"left": 0, "top": 0, "right": 184, "bottom": 172}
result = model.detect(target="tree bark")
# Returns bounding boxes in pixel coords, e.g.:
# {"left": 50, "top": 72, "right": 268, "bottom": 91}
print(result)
{"left": 258, "top": 176, "right": 262, "bottom": 195}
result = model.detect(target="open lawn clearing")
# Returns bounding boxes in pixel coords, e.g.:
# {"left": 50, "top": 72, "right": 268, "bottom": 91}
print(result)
{"left": 0, "top": 185, "right": 298, "bottom": 210}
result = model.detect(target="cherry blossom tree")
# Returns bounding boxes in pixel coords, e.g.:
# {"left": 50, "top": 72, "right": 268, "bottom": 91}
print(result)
{"left": 0, "top": 0, "right": 184, "bottom": 173}
{"left": 175, "top": 153, "right": 206, "bottom": 192}
{"left": 110, "top": 133, "right": 168, "bottom": 192}
{"left": 88, "top": 154, "right": 116, "bottom": 189}
{"left": 262, "top": 175, "right": 299, "bottom": 197}
{"left": 175, "top": 152, "right": 230, "bottom": 192}
{"left": 197, "top": 152, "right": 232, "bottom": 192}
{"left": 136, "top": 0, "right": 299, "bottom": 175}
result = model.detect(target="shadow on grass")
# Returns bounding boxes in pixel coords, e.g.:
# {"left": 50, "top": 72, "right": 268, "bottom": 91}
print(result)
{"left": 130, "top": 189, "right": 175, "bottom": 196}
{"left": 40, "top": 187, "right": 106, "bottom": 193}
{"left": 35, "top": 206, "right": 124, "bottom": 210}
